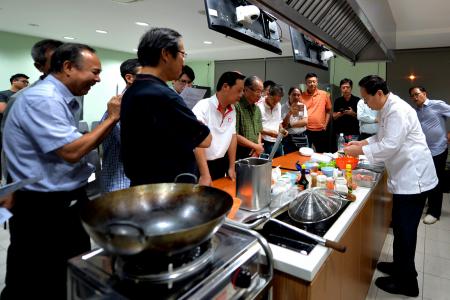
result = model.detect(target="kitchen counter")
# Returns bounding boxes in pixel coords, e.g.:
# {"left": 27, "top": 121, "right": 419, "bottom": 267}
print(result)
{"left": 213, "top": 151, "right": 392, "bottom": 300}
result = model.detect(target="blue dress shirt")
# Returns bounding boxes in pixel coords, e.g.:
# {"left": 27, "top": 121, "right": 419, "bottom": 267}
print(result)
{"left": 414, "top": 99, "right": 450, "bottom": 156}
{"left": 3, "top": 75, "right": 94, "bottom": 191}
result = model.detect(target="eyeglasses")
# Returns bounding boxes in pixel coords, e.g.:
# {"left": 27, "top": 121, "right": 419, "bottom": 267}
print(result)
{"left": 178, "top": 50, "right": 188, "bottom": 58}
{"left": 410, "top": 92, "right": 422, "bottom": 98}
{"left": 247, "top": 87, "right": 263, "bottom": 95}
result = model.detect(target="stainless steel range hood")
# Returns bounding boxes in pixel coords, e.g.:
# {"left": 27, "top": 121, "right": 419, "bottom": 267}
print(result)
{"left": 248, "top": 0, "right": 396, "bottom": 62}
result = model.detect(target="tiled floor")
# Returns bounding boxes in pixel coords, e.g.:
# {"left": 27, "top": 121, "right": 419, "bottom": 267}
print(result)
{"left": 366, "top": 193, "right": 450, "bottom": 300}
{"left": 0, "top": 194, "right": 448, "bottom": 298}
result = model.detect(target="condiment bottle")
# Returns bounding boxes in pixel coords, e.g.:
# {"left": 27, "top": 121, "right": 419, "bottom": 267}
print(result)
{"left": 345, "top": 163, "right": 353, "bottom": 193}
{"left": 317, "top": 175, "right": 327, "bottom": 188}
{"left": 310, "top": 172, "right": 318, "bottom": 187}
{"left": 326, "top": 177, "right": 334, "bottom": 190}
{"left": 296, "top": 164, "right": 309, "bottom": 190}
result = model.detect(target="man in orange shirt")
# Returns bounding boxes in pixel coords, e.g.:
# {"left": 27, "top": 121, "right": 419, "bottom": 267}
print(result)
{"left": 300, "top": 72, "right": 332, "bottom": 152}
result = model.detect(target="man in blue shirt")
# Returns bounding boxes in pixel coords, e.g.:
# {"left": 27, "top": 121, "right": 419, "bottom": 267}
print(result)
{"left": 2, "top": 43, "right": 121, "bottom": 299}
{"left": 409, "top": 86, "right": 450, "bottom": 224}
{"left": 99, "top": 58, "right": 141, "bottom": 192}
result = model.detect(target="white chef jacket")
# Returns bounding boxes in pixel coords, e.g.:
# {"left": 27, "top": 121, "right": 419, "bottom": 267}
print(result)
{"left": 192, "top": 95, "right": 236, "bottom": 161}
{"left": 357, "top": 99, "right": 379, "bottom": 134}
{"left": 258, "top": 101, "right": 282, "bottom": 142}
{"left": 362, "top": 93, "right": 438, "bottom": 194}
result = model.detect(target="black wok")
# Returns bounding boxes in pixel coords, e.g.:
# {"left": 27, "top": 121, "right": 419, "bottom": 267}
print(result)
{"left": 81, "top": 183, "right": 233, "bottom": 256}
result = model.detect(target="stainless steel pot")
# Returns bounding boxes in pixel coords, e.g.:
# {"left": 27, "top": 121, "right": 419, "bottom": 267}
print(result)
{"left": 80, "top": 183, "right": 233, "bottom": 256}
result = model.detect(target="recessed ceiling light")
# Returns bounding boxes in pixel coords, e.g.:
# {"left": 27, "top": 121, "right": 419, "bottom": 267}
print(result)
{"left": 63, "top": 36, "right": 75, "bottom": 40}
{"left": 408, "top": 74, "right": 416, "bottom": 80}
{"left": 96, "top": 30, "right": 108, "bottom": 34}
{"left": 203, "top": 41, "right": 213, "bottom": 45}
{"left": 135, "top": 22, "right": 149, "bottom": 26}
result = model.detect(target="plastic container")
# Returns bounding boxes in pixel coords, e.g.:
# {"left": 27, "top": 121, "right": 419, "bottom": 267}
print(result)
{"left": 352, "top": 169, "right": 379, "bottom": 187}
{"left": 321, "top": 166, "right": 335, "bottom": 177}
{"left": 317, "top": 175, "right": 327, "bottom": 188}
{"left": 337, "top": 133, "right": 345, "bottom": 153}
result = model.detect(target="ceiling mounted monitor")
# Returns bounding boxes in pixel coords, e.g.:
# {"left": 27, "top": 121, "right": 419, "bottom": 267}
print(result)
{"left": 204, "top": 0, "right": 282, "bottom": 55}
{"left": 289, "top": 26, "right": 331, "bottom": 70}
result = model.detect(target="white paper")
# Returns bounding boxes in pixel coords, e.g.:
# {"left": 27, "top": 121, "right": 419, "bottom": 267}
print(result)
{"left": 0, "top": 207, "right": 12, "bottom": 223}
{"left": 180, "top": 87, "right": 208, "bottom": 109}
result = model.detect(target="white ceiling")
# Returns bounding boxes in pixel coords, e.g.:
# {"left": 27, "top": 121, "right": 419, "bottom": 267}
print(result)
{"left": 0, "top": 0, "right": 449, "bottom": 61}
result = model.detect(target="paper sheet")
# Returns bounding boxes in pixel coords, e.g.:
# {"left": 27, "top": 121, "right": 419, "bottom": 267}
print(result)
{"left": 180, "top": 86, "right": 208, "bottom": 109}
{"left": 0, "top": 176, "right": 43, "bottom": 198}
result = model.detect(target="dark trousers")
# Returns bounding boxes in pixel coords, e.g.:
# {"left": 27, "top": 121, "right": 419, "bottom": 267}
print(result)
{"left": 426, "top": 148, "right": 448, "bottom": 218}
{"left": 305, "top": 130, "right": 329, "bottom": 153}
{"left": 0, "top": 188, "right": 91, "bottom": 300}
{"left": 391, "top": 192, "right": 427, "bottom": 280}
{"left": 207, "top": 156, "right": 229, "bottom": 180}
{"left": 263, "top": 140, "right": 284, "bottom": 158}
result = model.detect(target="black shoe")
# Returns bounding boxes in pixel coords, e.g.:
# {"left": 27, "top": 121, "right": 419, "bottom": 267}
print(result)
{"left": 375, "top": 276, "right": 419, "bottom": 297}
{"left": 376, "top": 262, "right": 395, "bottom": 275}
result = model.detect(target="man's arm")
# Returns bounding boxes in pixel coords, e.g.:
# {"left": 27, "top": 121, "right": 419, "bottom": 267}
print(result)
{"left": 0, "top": 102, "right": 6, "bottom": 114}
{"left": 56, "top": 95, "right": 121, "bottom": 163}
{"left": 197, "top": 133, "right": 212, "bottom": 148}
{"left": 194, "top": 148, "right": 211, "bottom": 186}
{"left": 227, "top": 134, "right": 237, "bottom": 181}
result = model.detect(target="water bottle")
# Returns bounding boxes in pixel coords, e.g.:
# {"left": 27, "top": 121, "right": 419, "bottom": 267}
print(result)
{"left": 337, "top": 133, "right": 345, "bottom": 153}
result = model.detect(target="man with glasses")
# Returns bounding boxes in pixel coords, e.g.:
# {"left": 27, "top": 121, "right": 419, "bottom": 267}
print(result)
{"left": 235, "top": 75, "right": 265, "bottom": 159}
{"left": 409, "top": 86, "right": 450, "bottom": 225}
{"left": 172, "top": 65, "right": 195, "bottom": 94}
{"left": 0, "top": 73, "right": 30, "bottom": 124}
{"left": 121, "top": 28, "right": 211, "bottom": 185}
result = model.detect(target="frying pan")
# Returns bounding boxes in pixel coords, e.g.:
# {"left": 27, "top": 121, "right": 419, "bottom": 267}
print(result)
{"left": 81, "top": 182, "right": 233, "bottom": 256}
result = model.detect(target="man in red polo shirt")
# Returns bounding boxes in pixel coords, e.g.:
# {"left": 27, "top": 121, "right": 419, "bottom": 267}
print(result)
{"left": 300, "top": 72, "right": 332, "bottom": 152}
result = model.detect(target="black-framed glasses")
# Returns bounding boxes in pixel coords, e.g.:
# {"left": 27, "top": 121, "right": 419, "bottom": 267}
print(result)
{"left": 178, "top": 50, "right": 188, "bottom": 58}
{"left": 410, "top": 92, "right": 422, "bottom": 98}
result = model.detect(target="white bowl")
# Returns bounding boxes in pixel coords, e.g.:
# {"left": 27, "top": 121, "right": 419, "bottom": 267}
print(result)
{"left": 299, "top": 147, "right": 314, "bottom": 156}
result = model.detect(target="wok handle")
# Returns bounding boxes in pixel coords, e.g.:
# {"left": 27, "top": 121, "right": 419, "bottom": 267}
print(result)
{"left": 324, "top": 239, "right": 347, "bottom": 253}
{"left": 174, "top": 173, "right": 198, "bottom": 183}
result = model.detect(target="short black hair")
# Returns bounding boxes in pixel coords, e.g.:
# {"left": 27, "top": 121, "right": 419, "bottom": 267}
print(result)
{"left": 244, "top": 75, "right": 261, "bottom": 88}
{"left": 340, "top": 78, "right": 353, "bottom": 88}
{"left": 216, "top": 71, "right": 246, "bottom": 92}
{"left": 268, "top": 84, "right": 284, "bottom": 97}
{"left": 288, "top": 86, "right": 300, "bottom": 95}
{"left": 180, "top": 65, "right": 195, "bottom": 82}
{"left": 49, "top": 43, "right": 96, "bottom": 73}
{"left": 305, "top": 72, "right": 318, "bottom": 81}
{"left": 120, "top": 58, "right": 141, "bottom": 81}
{"left": 358, "top": 75, "right": 389, "bottom": 96}
{"left": 137, "top": 27, "right": 181, "bottom": 67}
{"left": 263, "top": 80, "right": 276, "bottom": 89}
{"left": 31, "top": 39, "right": 64, "bottom": 66}
{"left": 408, "top": 86, "right": 426, "bottom": 96}
{"left": 10, "top": 73, "right": 29, "bottom": 84}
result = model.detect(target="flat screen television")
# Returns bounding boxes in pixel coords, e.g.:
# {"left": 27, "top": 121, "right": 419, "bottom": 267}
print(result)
{"left": 289, "top": 26, "right": 329, "bottom": 70}
{"left": 204, "top": 0, "right": 282, "bottom": 55}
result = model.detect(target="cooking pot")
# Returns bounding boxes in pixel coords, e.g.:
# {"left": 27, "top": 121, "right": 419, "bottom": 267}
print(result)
{"left": 80, "top": 182, "right": 233, "bottom": 256}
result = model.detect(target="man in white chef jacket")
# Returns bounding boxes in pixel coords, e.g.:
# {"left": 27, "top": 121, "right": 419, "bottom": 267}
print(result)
{"left": 344, "top": 75, "right": 437, "bottom": 298}
{"left": 193, "top": 71, "right": 245, "bottom": 186}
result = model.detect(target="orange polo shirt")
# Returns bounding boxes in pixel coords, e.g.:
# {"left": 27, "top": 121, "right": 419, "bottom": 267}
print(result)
{"left": 300, "top": 89, "right": 332, "bottom": 131}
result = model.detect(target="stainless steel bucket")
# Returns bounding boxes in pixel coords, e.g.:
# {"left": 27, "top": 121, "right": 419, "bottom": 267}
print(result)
{"left": 235, "top": 157, "right": 271, "bottom": 211}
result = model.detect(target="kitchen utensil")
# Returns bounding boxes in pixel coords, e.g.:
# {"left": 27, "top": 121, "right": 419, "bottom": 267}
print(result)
{"left": 268, "top": 132, "right": 284, "bottom": 161}
{"left": 287, "top": 188, "right": 344, "bottom": 224}
{"left": 81, "top": 182, "right": 233, "bottom": 256}
{"left": 245, "top": 212, "right": 346, "bottom": 253}
{"left": 235, "top": 157, "right": 272, "bottom": 211}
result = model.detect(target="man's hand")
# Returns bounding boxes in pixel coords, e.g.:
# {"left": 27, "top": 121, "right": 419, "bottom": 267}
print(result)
{"left": 344, "top": 144, "right": 363, "bottom": 157}
{"left": 227, "top": 166, "right": 236, "bottom": 181}
{"left": 0, "top": 194, "right": 14, "bottom": 210}
{"left": 198, "top": 174, "right": 212, "bottom": 186}
{"left": 106, "top": 95, "right": 122, "bottom": 122}
{"left": 253, "top": 143, "right": 264, "bottom": 156}
{"left": 280, "top": 128, "right": 288, "bottom": 137}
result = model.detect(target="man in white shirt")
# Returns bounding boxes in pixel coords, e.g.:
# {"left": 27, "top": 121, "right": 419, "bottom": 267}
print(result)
{"left": 357, "top": 98, "right": 379, "bottom": 140}
{"left": 344, "top": 75, "right": 437, "bottom": 297}
{"left": 258, "top": 84, "right": 287, "bottom": 157}
{"left": 193, "top": 71, "right": 245, "bottom": 186}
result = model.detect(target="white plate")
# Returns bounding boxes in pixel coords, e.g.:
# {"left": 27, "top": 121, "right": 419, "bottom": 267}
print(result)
{"left": 299, "top": 147, "right": 314, "bottom": 156}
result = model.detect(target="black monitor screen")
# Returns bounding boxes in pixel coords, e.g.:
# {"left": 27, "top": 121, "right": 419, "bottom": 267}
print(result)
{"left": 289, "top": 26, "right": 329, "bottom": 70}
{"left": 204, "top": 0, "right": 282, "bottom": 55}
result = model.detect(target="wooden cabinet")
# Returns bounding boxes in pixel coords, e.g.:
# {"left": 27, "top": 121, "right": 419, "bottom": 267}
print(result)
{"left": 272, "top": 172, "right": 391, "bottom": 300}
